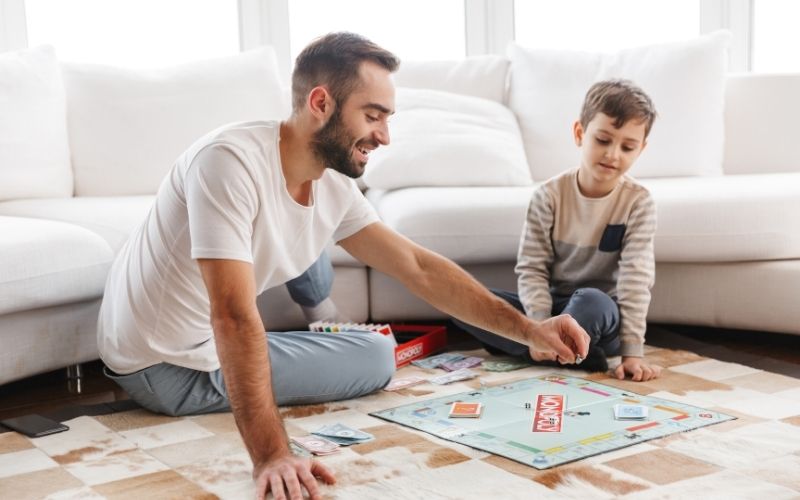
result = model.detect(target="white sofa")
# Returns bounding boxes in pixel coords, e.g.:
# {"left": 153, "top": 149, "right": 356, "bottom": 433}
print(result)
{"left": 1, "top": 35, "right": 798, "bottom": 386}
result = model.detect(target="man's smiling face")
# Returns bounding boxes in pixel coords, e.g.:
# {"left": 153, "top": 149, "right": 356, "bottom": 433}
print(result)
{"left": 310, "top": 61, "right": 395, "bottom": 178}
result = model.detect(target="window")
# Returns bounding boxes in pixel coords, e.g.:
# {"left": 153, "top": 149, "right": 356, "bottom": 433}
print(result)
{"left": 514, "top": 0, "right": 700, "bottom": 52}
{"left": 288, "top": 0, "right": 465, "bottom": 63}
{"left": 752, "top": 0, "right": 800, "bottom": 72}
{"left": 25, "top": 0, "right": 239, "bottom": 67}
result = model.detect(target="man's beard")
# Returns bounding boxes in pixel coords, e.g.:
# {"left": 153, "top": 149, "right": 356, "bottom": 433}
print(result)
{"left": 310, "top": 108, "right": 368, "bottom": 179}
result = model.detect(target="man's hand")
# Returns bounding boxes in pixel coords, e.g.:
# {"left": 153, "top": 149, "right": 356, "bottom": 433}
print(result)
{"left": 613, "top": 356, "right": 662, "bottom": 382}
{"left": 254, "top": 453, "right": 336, "bottom": 500}
{"left": 528, "top": 314, "right": 590, "bottom": 364}
{"left": 340, "top": 223, "right": 593, "bottom": 366}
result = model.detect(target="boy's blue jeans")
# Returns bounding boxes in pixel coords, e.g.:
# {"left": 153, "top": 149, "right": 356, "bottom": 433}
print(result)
{"left": 105, "top": 251, "right": 398, "bottom": 416}
{"left": 452, "top": 287, "right": 621, "bottom": 361}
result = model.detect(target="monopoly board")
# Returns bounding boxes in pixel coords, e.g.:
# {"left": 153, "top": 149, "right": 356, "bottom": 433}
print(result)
{"left": 370, "top": 374, "right": 735, "bottom": 469}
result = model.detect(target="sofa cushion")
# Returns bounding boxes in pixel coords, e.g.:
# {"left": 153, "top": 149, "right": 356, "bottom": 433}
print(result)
{"left": 0, "top": 196, "right": 154, "bottom": 253}
{"left": 641, "top": 172, "right": 800, "bottom": 262}
{"left": 369, "top": 172, "right": 800, "bottom": 265}
{"left": 0, "top": 197, "right": 363, "bottom": 271}
{"left": 367, "top": 187, "right": 533, "bottom": 264}
{"left": 64, "top": 47, "right": 287, "bottom": 196}
{"left": 0, "top": 216, "right": 112, "bottom": 315}
{"left": 394, "top": 56, "right": 509, "bottom": 103}
{"left": 363, "top": 88, "right": 532, "bottom": 190}
{"left": 723, "top": 74, "right": 800, "bottom": 175}
{"left": 508, "top": 31, "right": 730, "bottom": 181}
{"left": 0, "top": 45, "right": 72, "bottom": 201}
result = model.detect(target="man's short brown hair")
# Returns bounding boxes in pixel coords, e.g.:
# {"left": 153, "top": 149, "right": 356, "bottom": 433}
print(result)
{"left": 291, "top": 32, "right": 400, "bottom": 112}
{"left": 580, "top": 79, "right": 657, "bottom": 138}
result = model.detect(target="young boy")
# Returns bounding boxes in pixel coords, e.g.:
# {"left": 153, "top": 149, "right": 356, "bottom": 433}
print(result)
{"left": 454, "top": 79, "right": 661, "bottom": 382}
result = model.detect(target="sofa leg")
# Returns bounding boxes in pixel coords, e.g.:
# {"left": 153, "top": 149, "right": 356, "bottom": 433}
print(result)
{"left": 66, "top": 364, "right": 83, "bottom": 395}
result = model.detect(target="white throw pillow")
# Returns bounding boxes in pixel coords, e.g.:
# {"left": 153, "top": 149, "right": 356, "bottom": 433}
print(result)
{"left": 64, "top": 47, "right": 288, "bottom": 196}
{"left": 362, "top": 88, "right": 532, "bottom": 190}
{"left": 508, "top": 31, "right": 731, "bottom": 180}
{"left": 0, "top": 45, "right": 73, "bottom": 200}
{"left": 394, "top": 56, "right": 510, "bottom": 103}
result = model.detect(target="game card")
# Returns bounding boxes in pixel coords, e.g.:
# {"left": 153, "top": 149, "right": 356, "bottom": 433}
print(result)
{"left": 613, "top": 404, "right": 648, "bottom": 420}
{"left": 449, "top": 402, "right": 483, "bottom": 418}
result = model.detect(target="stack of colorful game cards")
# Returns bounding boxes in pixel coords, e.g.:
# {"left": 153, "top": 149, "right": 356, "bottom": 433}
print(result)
{"left": 613, "top": 404, "right": 648, "bottom": 420}
{"left": 308, "top": 321, "right": 392, "bottom": 335}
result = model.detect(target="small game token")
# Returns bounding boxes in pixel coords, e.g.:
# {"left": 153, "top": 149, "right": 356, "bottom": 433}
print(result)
{"left": 575, "top": 355, "right": 583, "bottom": 364}
{"left": 449, "top": 402, "right": 483, "bottom": 418}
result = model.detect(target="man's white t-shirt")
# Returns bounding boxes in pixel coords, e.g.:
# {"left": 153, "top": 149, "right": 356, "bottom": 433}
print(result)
{"left": 98, "top": 121, "right": 379, "bottom": 374}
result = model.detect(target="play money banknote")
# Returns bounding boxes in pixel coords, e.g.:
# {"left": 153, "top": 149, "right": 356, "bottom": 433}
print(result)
{"left": 411, "top": 352, "right": 465, "bottom": 369}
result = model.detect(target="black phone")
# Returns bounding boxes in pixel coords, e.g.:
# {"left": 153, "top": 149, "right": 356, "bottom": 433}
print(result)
{"left": 1, "top": 414, "right": 69, "bottom": 438}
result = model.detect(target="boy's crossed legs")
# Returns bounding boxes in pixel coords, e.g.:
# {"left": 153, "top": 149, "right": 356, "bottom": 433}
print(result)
{"left": 453, "top": 287, "right": 619, "bottom": 372}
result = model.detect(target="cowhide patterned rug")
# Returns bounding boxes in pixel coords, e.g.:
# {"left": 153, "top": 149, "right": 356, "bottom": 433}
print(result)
{"left": 1, "top": 346, "right": 799, "bottom": 499}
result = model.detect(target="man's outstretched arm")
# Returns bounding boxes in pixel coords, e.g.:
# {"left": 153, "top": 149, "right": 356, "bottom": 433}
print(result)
{"left": 338, "top": 222, "right": 590, "bottom": 362}
{"left": 197, "top": 259, "right": 334, "bottom": 500}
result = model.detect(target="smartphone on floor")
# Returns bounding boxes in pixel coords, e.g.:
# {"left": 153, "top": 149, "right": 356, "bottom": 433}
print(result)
{"left": 1, "top": 414, "right": 69, "bottom": 438}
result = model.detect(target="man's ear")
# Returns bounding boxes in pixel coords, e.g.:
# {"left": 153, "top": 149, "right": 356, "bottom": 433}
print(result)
{"left": 307, "top": 86, "right": 335, "bottom": 122}
{"left": 573, "top": 120, "right": 584, "bottom": 147}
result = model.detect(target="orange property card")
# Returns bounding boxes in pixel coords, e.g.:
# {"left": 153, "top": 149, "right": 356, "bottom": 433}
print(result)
{"left": 449, "top": 402, "right": 483, "bottom": 418}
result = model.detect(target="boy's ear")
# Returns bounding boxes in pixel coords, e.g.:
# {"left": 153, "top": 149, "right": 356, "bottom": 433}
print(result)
{"left": 573, "top": 120, "right": 584, "bottom": 147}
{"left": 307, "top": 86, "right": 336, "bottom": 123}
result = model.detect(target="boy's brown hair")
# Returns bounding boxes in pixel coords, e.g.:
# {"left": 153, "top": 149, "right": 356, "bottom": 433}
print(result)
{"left": 580, "top": 79, "right": 657, "bottom": 138}
{"left": 291, "top": 32, "right": 400, "bottom": 112}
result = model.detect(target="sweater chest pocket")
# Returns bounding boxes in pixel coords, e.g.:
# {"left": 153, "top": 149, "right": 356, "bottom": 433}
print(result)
{"left": 599, "top": 224, "right": 626, "bottom": 252}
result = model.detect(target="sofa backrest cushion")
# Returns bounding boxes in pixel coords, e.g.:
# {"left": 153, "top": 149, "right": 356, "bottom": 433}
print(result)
{"left": 64, "top": 47, "right": 287, "bottom": 196}
{"left": 508, "top": 31, "right": 731, "bottom": 181}
{"left": 362, "top": 87, "right": 532, "bottom": 190}
{"left": 723, "top": 73, "right": 800, "bottom": 175}
{"left": 394, "top": 56, "right": 509, "bottom": 104}
{"left": 0, "top": 45, "right": 73, "bottom": 201}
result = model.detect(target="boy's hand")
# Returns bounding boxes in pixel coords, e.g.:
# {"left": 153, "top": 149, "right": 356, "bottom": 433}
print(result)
{"left": 530, "top": 314, "right": 590, "bottom": 364}
{"left": 614, "top": 356, "right": 662, "bottom": 382}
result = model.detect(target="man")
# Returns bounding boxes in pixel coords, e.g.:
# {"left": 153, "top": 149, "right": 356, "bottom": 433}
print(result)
{"left": 98, "top": 33, "right": 590, "bottom": 500}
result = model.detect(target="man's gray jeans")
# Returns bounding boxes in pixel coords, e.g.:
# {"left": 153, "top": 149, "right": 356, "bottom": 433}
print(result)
{"left": 105, "top": 251, "right": 395, "bottom": 416}
{"left": 106, "top": 330, "right": 396, "bottom": 416}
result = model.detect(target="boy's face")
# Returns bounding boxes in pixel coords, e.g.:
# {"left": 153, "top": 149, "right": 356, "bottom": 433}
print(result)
{"left": 573, "top": 112, "right": 647, "bottom": 197}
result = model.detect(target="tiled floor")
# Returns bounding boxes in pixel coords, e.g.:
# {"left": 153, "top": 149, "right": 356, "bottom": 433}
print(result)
{"left": 1, "top": 322, "right": 797, "bottom": 423}
{"left": 1, "top": 346, "right": 798, "bottom": 499}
